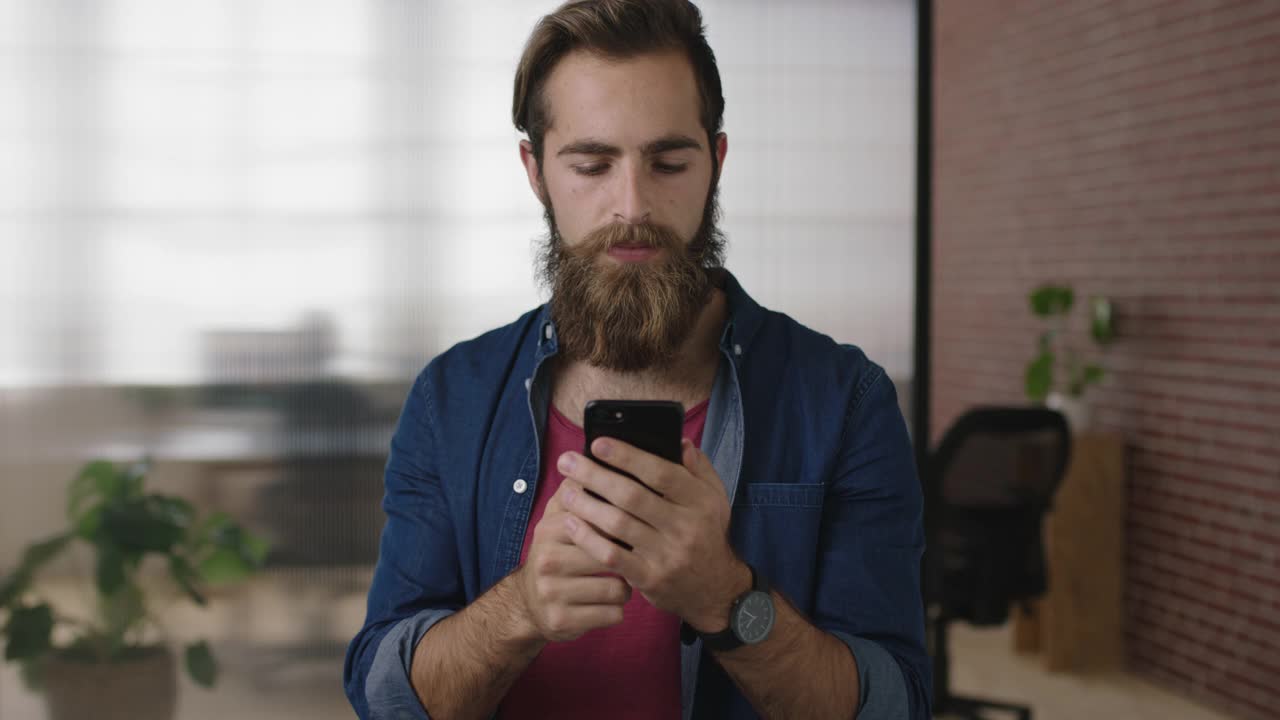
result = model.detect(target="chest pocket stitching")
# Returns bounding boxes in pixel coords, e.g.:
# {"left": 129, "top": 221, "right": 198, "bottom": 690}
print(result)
{"left": 733, "top": 482, "right": 825, "bottom": 508}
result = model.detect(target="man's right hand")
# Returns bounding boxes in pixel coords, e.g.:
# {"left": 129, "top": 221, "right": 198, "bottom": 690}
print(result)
{"left": 515, "top": 483, "right": 632, "bottom": 643}
{"left": 407, "top": 483, "right": 632, "bottom": 720}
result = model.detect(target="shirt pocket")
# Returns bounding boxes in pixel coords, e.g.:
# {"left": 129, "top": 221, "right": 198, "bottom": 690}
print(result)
{"left": 730, "top": 482, "right": 826, "bottom": 606}
{"left": 734, "top": 481, "right": 826, "bottom": 508}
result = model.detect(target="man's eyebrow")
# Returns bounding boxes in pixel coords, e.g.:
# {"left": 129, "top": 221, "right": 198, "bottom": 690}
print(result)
{"left": 641, "top": 135, "right": 703, "bottom": 155}
{"left": 556, "top": 134, "right": 703, "bottom": 158}
{"left": 557, "top": 139, "right": 621, "bottom": 158}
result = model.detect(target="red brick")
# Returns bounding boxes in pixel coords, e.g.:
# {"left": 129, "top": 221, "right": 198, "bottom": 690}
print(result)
{"left": 934, "top": 0, "right": 1280, "bottom": 713}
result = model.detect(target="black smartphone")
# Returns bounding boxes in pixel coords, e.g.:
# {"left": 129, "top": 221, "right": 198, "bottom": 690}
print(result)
{"left": 582, "top": 399, "right": 684, "bottom": 550}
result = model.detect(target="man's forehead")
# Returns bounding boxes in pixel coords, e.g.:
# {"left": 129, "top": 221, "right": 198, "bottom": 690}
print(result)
{"left": 541, "top": 48, "right": 704, "bottom": 146}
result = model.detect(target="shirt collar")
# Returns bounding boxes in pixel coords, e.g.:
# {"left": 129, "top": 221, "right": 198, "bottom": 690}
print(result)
{"left": 713, "top": 267, "right": 765, "bottom": 360}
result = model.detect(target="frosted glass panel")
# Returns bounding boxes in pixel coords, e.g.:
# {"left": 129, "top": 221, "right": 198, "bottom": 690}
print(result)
{"left": 0, "top": 2, "right": 915, "bottom": 718}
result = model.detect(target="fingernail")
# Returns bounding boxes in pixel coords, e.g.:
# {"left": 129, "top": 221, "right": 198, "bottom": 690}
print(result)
{"left": 565, "top": 485, "right": 577, "bottom": 505}
{"left": 565, "top": 515, "right": 579, "bottom": 533}
{"left": 559, "top": 452, "right": 576, "bottom": 471}
{"left": 595, "top": 439, "right": 613, "bottom": 458}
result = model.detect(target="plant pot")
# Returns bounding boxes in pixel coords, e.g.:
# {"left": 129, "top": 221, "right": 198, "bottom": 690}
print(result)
{"left": 1046, "top": 391, "right": 1091, "bottom": 432}
{"left": 43, "top": 645, "right": 178, "bottom": 720}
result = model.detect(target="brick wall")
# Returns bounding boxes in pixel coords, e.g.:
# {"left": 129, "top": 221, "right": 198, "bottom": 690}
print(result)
{"left": 931, "top": 2, "right": 1279, "bottom": 718}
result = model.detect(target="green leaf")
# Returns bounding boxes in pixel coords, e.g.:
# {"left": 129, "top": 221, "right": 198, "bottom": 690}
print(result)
{"left": 240, "top": 531, "right": 270, "bottom": 568}
{"left": 1029, "top": 286, "right": 1054, "bottom": 316}
{"left": 99, "top": 498, "right": 186, "bottom": 554}
{"left": 169, "top": 556, "right": 207, "bottom": 607}
{"left": 4, "top": 604, "right": 54, "bottom": 661}
{"left": 199, "top": 547, "right": 253, "bottom": 585}
{"left": 188, "top": 512, "right": 233, "bottom": 553}
{"left": 94, "top": 464, "right": 129, "bottom": 500}
{"left": 1030, "top": 285, "right": 1074, "bottom": 317}
{"left": 68, "top": 460, "right": 116, "bottom": 520}
{"left": 1025, "top": 352, "right": 1054, "bottom": 402}
{"left": 74, "top": 504, "right": 105, "bottom": 540}
{"left": 22, "top": 534, "right": 72, "bottom": 570}
{"left": 1, "top": 533, "right": 73, "bottom": 608}
{"left": 185, "top": 640, "right": 218, "bottom": 688}
{"left": 96, "top": 544, "right": 127, "bottom": 595}
{"left": 1083, "top": 364, "right": 1105, "bottom": 385}
{"left": 184, "top": 512, "right": 268, "bottom": 587}
{"left": 151, "top": 495, "right": 196, "bottom": 531}
{"left": 1, "top": 534, "right": 73, "bottom": 608}
{"left": 0, "top": 569, "right": 31, "bottom": 608}
{"left": 1090, "top": 296, "right": 1115, "bottom": 345}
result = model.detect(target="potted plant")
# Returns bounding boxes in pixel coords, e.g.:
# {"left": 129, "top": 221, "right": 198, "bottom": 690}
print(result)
{"left": 0, "top": 457, "right": 268, "bottom": 720}
{"left": 1024, "top": 284, "right": 1116, "bottom": 430}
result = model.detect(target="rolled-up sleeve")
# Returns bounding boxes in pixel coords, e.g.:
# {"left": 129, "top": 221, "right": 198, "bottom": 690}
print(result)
{"left": 812, "top": 366, "right": 931, "bottom": 720}
{"left": 362, "top": 607, "right": 457, "bottom": 719}
{"left": 344, "top": 363, "right": 466, "bottom": 720}
{"left": 829, "top": 630, "right": 911, "bottom": 719}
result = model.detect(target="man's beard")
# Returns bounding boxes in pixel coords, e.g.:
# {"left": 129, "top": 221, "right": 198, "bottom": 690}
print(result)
{"left": 536, "top": 181, "right": 727, "bottom": 373}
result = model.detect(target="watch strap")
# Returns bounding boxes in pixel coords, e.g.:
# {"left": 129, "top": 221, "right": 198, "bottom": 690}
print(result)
{"left": 680, "top": 563, "right": 769, "bottom": 650}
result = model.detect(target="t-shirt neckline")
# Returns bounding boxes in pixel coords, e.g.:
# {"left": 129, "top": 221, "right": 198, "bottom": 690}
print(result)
{"left": 549, "top": 398, "right": 711, "bottom": 437}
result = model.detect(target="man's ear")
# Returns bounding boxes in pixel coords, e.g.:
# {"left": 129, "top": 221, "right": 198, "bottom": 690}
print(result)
{"left": 713, "top": 132, "right": 728, "bottom": 175}
{"left": 519, "top": 139, "right": 548, "bottom": 206}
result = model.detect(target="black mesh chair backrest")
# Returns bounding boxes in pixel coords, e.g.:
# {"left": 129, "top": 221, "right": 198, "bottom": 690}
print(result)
{"left": 924, "top": 407, "right": 1071, "bottom": 626}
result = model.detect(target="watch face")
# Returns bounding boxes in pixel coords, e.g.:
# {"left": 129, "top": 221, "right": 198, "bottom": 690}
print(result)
{"left": 732, "top": 591, "right": 775, "bottom": 645}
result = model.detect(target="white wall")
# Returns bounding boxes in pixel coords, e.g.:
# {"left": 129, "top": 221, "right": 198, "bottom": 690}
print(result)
{"left": 0, "top": 0, "right": 916, "bottom": 386}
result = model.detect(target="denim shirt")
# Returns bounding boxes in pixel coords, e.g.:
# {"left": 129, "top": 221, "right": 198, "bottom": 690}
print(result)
{"left": 344, "top": 270, "right": 931, "bottom": 720}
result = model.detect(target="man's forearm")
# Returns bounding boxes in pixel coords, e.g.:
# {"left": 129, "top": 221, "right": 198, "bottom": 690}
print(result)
{"left": 410, "top": 570, "right": 547, "bottom": 720}
{"left": 711, "top": 589, "right": 861, "bottom": 719}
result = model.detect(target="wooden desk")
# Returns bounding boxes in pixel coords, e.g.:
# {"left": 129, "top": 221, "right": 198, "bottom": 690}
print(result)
{"left": 1013, "top": 432, "right": 1127, "bottom": 672}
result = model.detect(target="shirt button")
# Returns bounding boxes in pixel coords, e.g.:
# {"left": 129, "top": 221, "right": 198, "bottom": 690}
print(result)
{"left": 734, "top": 344, "right": 743, "bottom": 356}
{"left": 524, "top": 377, "right": 532, "bottom": 391}
{"left": 544, "top": 324, "right": 554, "bottom": 340}
{"left": 513, "top": 478, "right": 528, "bottom": 494}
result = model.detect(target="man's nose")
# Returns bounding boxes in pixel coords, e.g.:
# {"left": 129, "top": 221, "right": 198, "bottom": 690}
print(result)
{"left": 613, "top": 162, "right": 652, "bottom": 225}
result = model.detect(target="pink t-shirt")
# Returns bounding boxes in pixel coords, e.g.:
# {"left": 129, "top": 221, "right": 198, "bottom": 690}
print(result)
{"left": 496, "top": 398, "right": 711, "bottom": 720}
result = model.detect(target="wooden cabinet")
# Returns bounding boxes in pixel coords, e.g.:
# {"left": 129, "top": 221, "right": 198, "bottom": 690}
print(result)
{"left": 1013, "top": 432, "right": 1127, "bottom": 672}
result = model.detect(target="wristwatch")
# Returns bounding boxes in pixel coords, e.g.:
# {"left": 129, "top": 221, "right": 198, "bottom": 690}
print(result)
{"left": 681, "top": 563, "right": 776, "bottom": 652}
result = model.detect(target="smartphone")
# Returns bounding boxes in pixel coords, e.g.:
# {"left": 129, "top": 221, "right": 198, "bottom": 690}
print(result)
{"left": 582, "top": 399, "right": 684, "bottom": 550}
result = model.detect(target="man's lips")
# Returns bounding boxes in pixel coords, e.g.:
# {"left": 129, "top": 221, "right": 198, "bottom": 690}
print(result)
{"left": 606, "top": 245, "right": 661, "bottom": 262}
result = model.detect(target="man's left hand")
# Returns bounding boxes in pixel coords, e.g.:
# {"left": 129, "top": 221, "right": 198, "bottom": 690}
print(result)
{"left": 557, "top": 437, "right": 751, "bottom": 633}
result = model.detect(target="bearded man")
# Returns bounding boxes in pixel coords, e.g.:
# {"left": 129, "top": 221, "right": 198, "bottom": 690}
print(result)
{"left": 345, "top": 2, "right": 929, "bottom": 718}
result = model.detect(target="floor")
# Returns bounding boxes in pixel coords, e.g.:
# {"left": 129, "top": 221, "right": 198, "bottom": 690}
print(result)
{"left": 941, "top": 624, "right": 1235, "bottom": 720}
{"left": 0, "top": 585, "right": 1240, "bottom": 720}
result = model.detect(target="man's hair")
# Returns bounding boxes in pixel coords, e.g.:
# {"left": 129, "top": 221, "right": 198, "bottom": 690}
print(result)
{"left": 513, "top": 0, "right": 725, "bottom": 166}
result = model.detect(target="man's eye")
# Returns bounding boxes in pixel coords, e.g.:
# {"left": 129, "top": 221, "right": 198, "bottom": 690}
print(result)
{"left": 575, "top": 164, "right": 609, "bottom": 176}
{"left": 655, "top": 163, "right": 687, "bottom": 174}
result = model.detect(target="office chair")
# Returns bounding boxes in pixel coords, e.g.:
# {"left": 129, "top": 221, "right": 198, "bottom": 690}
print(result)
{"left": 923, "top": 407, "right": 1071, "bottom": 720}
